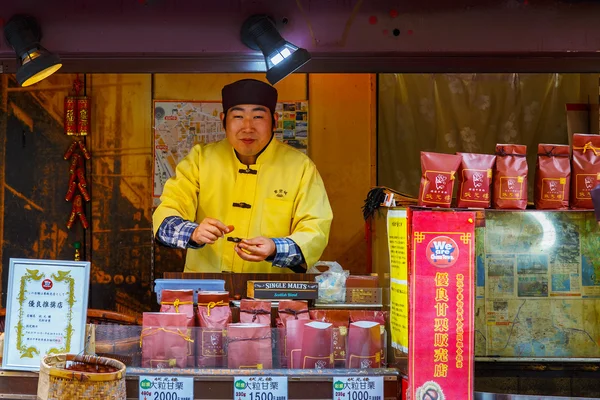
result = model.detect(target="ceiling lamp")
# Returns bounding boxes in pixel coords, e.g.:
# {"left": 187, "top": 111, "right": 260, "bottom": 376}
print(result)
{"left": 241, "top": 14, "right": 311, "bottom": 85}
{"left": 4, "top": 15, "right": 62, "bottom": 87}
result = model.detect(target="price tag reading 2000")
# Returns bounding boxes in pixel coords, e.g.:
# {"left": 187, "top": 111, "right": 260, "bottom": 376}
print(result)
{"left": 333, "top": 376, "right": 384, "bottom": 400}
{"left": 139, "top": 376, "right": 193, "bottom": 400}
{"left": 234, "top": 376, "right": 288, "bottom": 400}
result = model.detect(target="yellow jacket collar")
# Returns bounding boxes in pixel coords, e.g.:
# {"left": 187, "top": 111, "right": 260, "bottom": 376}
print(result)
{"left": 227, "top": 135, "right": 280, "bottom": 167}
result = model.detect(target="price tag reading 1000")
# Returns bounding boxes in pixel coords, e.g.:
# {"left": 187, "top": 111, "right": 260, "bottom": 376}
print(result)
{"left": 234, "top": 376, "right": 288, "bottom": 400}
{"left": 333, "top": 376, "right": 384, "bottom": 400}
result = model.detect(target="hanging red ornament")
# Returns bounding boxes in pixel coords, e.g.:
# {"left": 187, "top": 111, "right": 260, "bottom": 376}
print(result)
{"left": 63, "top": 75, "right": 92, "bottom": 231}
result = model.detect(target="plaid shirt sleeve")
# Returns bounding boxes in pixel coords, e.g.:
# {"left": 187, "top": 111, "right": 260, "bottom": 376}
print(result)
{"left": 155, "top": 216, "right": 204, "bottom": 249}
{"left": 270, "top": 237, "right": 306, "bottom": 270}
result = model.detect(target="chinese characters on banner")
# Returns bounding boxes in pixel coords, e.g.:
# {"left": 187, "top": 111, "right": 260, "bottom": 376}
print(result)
{"left": 387, "top": 209, "right": 409, "bottom": 353}
{"left": 409, "top": 211, "right": 475, "bottom": 400}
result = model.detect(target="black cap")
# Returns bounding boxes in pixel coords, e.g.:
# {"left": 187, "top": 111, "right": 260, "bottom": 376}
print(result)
{"left": 222, "top": 79, "right": 278, "bottom": 115}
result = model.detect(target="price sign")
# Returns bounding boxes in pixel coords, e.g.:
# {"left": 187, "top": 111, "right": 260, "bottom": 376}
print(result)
{"left": 333, "top": 376, "right": 384, "bottom": 400}
{"left": 139, "top": 376, "right": 193, "bottom": 400}
{"left": 234, "top": 376, "right": 288, "bottom": 400}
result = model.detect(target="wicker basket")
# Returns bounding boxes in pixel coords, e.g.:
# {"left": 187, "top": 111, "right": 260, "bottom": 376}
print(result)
{"left": 37, "top": 353, "right": 126, "bottom": 400}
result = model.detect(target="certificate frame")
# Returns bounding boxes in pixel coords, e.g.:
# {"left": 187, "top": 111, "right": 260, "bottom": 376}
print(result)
{"left": 2, "top": 258, "right": 90, "bottom": 371}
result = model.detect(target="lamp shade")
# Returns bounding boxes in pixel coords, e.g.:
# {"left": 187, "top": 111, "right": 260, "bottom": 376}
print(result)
{"left": 4, "top": 15, "right": 62, "bottom": 87}
{"left": 241, "top": 14, "right": 311, "bottom": 85}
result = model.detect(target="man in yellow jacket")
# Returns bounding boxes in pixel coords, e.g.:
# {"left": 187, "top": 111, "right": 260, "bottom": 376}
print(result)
{"left": 153, "top": 79, "right": 333, "bottom": 273}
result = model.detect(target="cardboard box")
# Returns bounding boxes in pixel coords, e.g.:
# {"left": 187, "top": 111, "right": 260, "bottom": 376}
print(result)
{"left": 247, "top": 281, "right": 318, "bottom": 300}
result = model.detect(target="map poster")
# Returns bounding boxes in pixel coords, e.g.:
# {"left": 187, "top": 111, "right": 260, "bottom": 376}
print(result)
{"left": 477, "top": 211, "right": 600, "bottom": 358}
{"left": 409, "top": 210, "right": 475, "bottom": 400}
{"left": 153, "top": 100, "right": 308, "bottom": 206}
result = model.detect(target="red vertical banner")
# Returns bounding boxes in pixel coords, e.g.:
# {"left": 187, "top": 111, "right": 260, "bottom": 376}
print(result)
{"left": 409, "top": 210, "right": 475, "bottom": 400}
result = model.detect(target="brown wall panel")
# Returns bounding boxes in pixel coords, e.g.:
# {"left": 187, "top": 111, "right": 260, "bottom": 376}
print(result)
{"left": 87, "top": 74, "right": 153, "bottom": 314}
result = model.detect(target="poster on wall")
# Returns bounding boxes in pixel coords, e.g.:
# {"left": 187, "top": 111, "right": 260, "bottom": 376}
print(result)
{"left": 409, "top": 210, "right": 475, "bottom": 400}
{"left": 153, "top": 100, "right": 309, "bottom": 206}
{"left": 2, "top": 258, "right": 90, "bottom": 371}
{"left": 475, "top": 211, "right": 600, "bottom": 358}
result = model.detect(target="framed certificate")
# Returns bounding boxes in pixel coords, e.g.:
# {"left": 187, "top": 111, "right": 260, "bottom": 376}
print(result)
{"left": 2, "top": 258, "right": 90, "bottom": 371}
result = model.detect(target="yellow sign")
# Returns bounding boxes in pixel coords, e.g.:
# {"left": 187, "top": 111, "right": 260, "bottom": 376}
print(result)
{"left": 387, "top": 209, "right": 409, "bottom": 352}
{"left": 387, "top": 209, "right": 408, "bottom": 282}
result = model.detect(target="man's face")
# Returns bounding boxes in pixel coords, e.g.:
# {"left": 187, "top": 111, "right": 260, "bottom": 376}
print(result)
{"left": 221, "top": 104, "right": 277, "bottom": 159}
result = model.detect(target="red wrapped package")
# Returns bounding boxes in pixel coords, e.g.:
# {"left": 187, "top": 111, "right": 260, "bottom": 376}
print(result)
{"left": 195, "top": 292, "right": 231, "bottom": 368}
{"left": 227, "top": 323, "right": 272, "bottom": 369}
{"left": 278, "top": 300, "right": 310, "bottom": 368}
{"left": 349, "top": 311, "right": 387, "bottom": 324}
{"left": 456, "top": 153, "right": 496, "bottom": 209}
{"left": 301, "top": 321, "right": 334, "bottom": 369}
{"left": 278, "top": 300, "right": 310, "bottom": 325}
{"left": 535, "top": 144, "right": 571, "bottom": 210}
{"left": 418, "top": 152, "right": 462, "bottom": 208}
{"left": 493, "top": 144, "right": 528, "bottom": 209}
{"left": 141, "top": 312, "right": 191, "bottom": 368}
{"left": 349, "top": 311, "right": 387, "bottom": 365}
{"left": 309, "top": 310, "right": 350, "bottom": 367}
{"left": 346, "top": 321, "right": 382, "bottom": 369}
{"left": 285, "top": 319, "right": 310, "bottom": 369}
{"left": 240, "top": 300, "right": 271, "bottom": 325}
{"left": 160, "top": 290, "right": 195, "bottom": 367}
{"left": 571, "top": 134, "right": 600, "bottom": 209}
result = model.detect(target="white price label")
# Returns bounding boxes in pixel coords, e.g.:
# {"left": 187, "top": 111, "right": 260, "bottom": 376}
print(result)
{"left": 234, "top": 376, "right": 288, "bottom": 400}
{"left": 139, "top": 376, "right": 193, "bottom": 400}
{"left": 333, "top": 376, "right": 384, "bottom": 400}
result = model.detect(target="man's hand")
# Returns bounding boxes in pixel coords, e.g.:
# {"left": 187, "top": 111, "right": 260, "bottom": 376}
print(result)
{"left": 191, "top": 218, "right": 234, "bottom": 245}
{"left": 235, "top": 236, "right": 276, "bottom": 262}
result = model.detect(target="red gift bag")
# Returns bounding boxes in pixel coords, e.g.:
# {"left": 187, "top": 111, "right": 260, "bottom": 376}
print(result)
{"left": 346, "top": 321, "right": 382, "bottom": 369}
{"left": 195, "top": 292, "right": 231, "bottom": 368}
{"left": 349, "top": 311, "right": 387, "bottom": 366}
{"left": 300, "top": 321, "right": 334, "bottom": 369}
{"left": 160, "top": 289, "right": 195, "bottom": 367}
{"left": 535, "top": 144, "right": 571, "bottom": 210}
{"left": 240, "top": 300, "right": 271, "bottom": 325}
{"left": 309, "top": 310, "right": 350, "bottom": 368}
{"left": 141, "top": 312, "right": 191, "bottom": 368}
{"left": 285, "top": 319, "right": 310, "bottom": 369}
{"left": 572, "top": 134, "right": 600, "bottom": 209}
{"left": 493, "top": 144, "right": 528, "bottom": 209}
{"left": 227, "top": 323, "right": 272, "bottom": 369}
{"left": 278, "top": 300, "right": 309, "bottom": 368}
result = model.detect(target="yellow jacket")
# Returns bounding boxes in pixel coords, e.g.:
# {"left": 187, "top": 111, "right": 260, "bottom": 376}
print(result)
{"left": 153, "top": 138, "right": 333, "bottom": 273}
